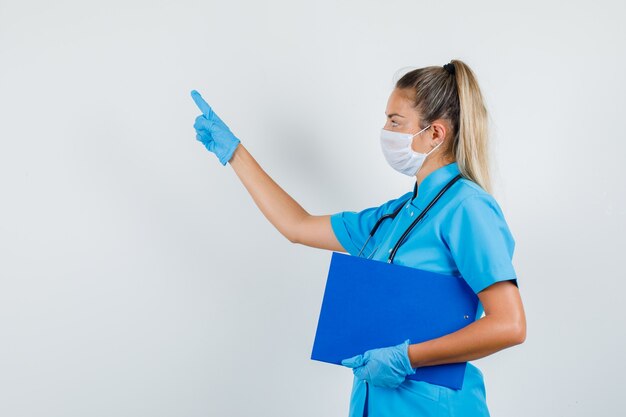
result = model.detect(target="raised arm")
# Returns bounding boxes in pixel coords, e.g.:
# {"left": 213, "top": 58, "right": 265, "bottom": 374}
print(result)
{"left": 229, "top": 144, "right": 345, "bottom": 252}
{"left": 190, "top": 89, "right": 345, "bottom": 252}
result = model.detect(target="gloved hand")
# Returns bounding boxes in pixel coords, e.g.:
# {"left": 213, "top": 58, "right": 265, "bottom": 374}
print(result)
{"left": 190, "top": 89, "right": 241, "bottom": 166}
{"left": 341, "top": 339, "right": 416, "bottom": 389}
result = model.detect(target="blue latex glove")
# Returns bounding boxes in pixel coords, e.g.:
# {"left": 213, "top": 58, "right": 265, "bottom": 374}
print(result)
{"left": 341, "top": 339, "right": 416, "bottom": 389}
{"left": 190, "top": 89, "right": 241, "bottom": 166}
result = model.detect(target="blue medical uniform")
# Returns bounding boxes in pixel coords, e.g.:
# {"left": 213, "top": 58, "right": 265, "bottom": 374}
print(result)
{"left": 330, "top": 162, "right": 518, "bottom": 417}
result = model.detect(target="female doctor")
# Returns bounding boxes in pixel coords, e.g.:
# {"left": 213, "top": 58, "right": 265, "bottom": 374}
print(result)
{"left": 190, "top": 59, "right": 527, "bottom": 417}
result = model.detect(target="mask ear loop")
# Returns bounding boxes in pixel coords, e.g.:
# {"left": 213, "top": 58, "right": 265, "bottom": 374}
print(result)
{"left": 411, "top": 124, "right": 432, "bottom": 137}
{"left": 415, "top": 125, "right": 445, "bottom": 159}
{"left": 425, "top": 138, "right": 445, "bottom": 156}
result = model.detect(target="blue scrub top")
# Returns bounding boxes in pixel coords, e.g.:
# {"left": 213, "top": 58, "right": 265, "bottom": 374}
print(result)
{"left": 330, "top": 162, "right": 518, "bottom": 417}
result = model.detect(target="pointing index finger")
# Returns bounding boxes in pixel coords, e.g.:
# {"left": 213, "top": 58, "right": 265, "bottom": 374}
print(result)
{"left": 191, "top": 89, "right": 213, "bottom": 118}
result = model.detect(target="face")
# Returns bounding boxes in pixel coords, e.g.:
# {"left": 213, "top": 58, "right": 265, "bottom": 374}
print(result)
{"left": 384, "top": 88, "right": 447, "bottom": 154}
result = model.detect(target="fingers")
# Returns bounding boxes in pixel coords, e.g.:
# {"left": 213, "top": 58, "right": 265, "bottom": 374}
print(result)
{"left": 353, "top": 366, "right": 368, "bottom": 382}
{"left": 341, "top": 354, "right": 365, "bottom": 368}
{"left": 194, "top": 114, "right": 206, "bottom": 130}
{"left": 191, "top": 89, "right": 213, "bottom": 118}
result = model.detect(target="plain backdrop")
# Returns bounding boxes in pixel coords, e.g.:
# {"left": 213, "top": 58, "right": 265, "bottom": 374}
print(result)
{"left": 1, "top": 0, "right": 624, "bottom": 416}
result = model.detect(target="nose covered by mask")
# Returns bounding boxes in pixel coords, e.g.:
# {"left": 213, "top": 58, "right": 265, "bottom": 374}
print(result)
{"left": 380, "top": 124, "right": 444, "bottom": 176}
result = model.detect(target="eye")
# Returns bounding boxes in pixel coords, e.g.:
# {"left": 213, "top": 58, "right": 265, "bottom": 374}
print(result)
{"left": 391, "top": 121, "right": 399, "bottom": 127}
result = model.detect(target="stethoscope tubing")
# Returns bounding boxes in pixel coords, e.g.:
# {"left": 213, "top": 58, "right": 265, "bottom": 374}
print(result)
{"left": 357, "top": 174, "right": 463, "bottom": 263}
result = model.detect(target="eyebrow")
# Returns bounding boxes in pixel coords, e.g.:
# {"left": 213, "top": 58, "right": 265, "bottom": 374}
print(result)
{"left": 385, "top": 113, "right": 405, "bottom": 118}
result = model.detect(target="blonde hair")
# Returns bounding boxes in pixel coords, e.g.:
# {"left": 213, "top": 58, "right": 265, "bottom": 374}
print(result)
{"left": 395, "top": 59, "right": 492, "bottom": 193}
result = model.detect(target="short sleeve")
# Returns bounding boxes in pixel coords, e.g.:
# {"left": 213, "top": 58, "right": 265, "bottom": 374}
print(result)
{"left": 443, "top": 193, "right": 518, "bottom": 294}
{"left": 330, "top": 193, "right": 409, "bottom": 256}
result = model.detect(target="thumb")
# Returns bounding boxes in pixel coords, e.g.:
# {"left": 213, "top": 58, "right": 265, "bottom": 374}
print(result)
{"left": 341, "top": 354, "right": 365, "bottom": 368}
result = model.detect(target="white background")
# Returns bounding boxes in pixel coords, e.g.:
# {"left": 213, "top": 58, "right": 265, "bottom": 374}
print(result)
{"left": 1, "top": 0, "right": 624, "bottom": 416}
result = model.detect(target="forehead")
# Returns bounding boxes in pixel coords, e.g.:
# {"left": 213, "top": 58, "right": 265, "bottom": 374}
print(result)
{"left": 385, "top": 88, "right": 418, "bottom": 117}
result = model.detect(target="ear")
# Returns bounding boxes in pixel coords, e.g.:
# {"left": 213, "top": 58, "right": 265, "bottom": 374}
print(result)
{"left": 430, "top": 121, "right": 447, "bottom": 146}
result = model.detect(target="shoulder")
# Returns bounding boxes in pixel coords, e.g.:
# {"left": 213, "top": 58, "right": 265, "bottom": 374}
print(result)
{"left": 439, "top": 178, "right": 513, "bottom": 241}
{"left": 450, "top": 178, "right": 505, "bottom": 216}
{"left": 442, "top": 178, "right": 515, "bottom": 249}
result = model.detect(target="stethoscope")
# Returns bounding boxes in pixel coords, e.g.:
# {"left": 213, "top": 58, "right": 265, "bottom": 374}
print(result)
{"left": 357, "top": 174, "right": 463, "bottom": 264}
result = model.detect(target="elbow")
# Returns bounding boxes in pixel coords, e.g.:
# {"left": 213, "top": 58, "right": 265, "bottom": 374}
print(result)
{"left": 287, "top": 230, "right": 299, "bottom": 244}
{"left": 491, "top": 314, "right": 526, "bottom": 347}
{"left": 517, "top": 324, "right": 527, "bottom": 345}
{"left": 510, "top": 320, "right": 527, "bottom": 346}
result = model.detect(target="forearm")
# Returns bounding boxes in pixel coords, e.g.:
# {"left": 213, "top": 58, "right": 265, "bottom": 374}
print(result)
{"left": 228, "top": 143, "right": 309, "bottom": 242}
{"left": 407, "top": 314, "right": 524, "bottom": 368}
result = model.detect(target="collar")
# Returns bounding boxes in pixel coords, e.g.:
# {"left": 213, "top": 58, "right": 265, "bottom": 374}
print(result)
{"left": 411, "top": 162, "right": 461, "bottom": 209}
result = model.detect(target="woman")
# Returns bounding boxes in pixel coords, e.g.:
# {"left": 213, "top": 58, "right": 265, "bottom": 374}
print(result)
{"left": 190, "top": 59, "right": 527, "bottom": 417}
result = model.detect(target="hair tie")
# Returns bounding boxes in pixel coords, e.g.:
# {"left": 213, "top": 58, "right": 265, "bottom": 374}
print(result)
{"left": 443, "top": 63, "right": 455, "bottom": 76}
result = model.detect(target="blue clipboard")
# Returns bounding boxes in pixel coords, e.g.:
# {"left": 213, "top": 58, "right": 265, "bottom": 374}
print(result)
{"left": 311, "top": 251, "right": 479, "bottom": 390}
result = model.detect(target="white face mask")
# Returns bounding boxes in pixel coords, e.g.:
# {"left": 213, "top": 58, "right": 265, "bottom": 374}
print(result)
{"left": 379, "top": 124, "right": 443, "bottom": 176}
